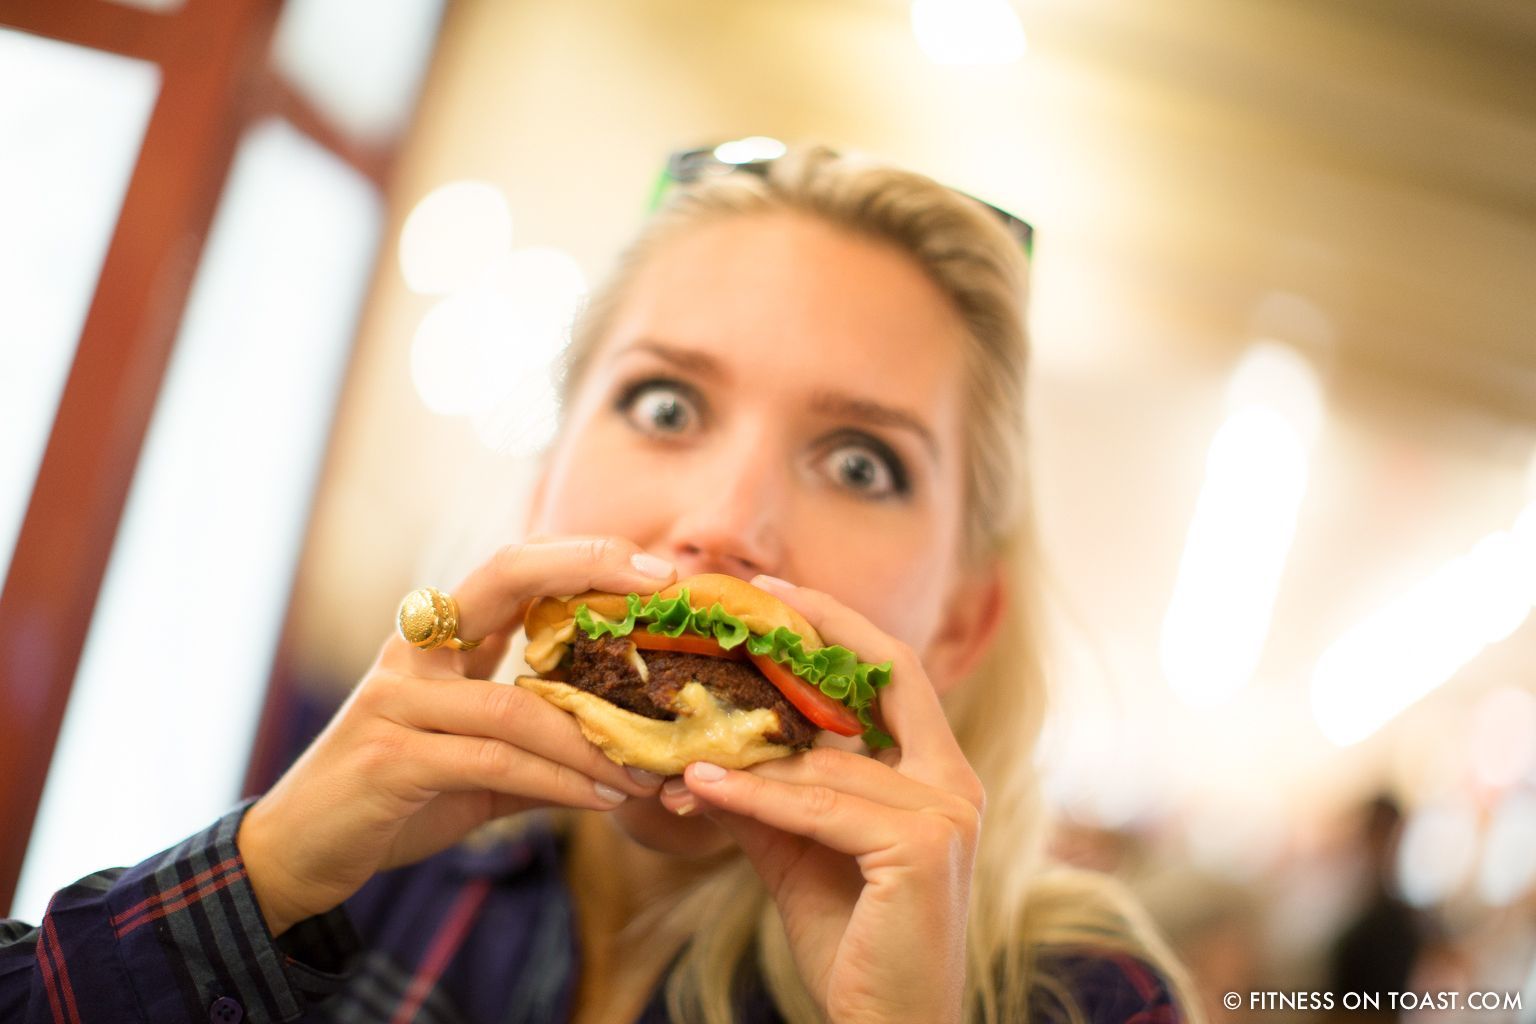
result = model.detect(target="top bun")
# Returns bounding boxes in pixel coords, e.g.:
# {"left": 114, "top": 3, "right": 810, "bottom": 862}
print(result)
{"left": 523, "top": 573, "right": 822, "bottom": 673}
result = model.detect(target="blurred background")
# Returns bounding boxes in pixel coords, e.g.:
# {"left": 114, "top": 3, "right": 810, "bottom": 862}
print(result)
{"left": 2, "top": 0, "right": 1534, "bottom": 1019}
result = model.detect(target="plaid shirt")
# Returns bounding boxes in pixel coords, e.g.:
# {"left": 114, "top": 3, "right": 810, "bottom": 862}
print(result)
{"left": 1, "top": 800, "right": 1179, "bottom": 1023}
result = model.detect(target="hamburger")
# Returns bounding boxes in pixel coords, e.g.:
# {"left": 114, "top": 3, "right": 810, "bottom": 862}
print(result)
{"left": 517, "top": 573, "right": 892, "bottom": 774}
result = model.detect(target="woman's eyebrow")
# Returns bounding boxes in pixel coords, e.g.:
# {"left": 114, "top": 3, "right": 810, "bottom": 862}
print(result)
{"left": 615, "top": 340, "right": 726, "bottom": 381}
{"left": 809, "top": 389, "right": 940, "bottom": 465}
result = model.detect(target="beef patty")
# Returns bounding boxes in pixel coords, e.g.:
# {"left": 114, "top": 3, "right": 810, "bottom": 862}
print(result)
{"left": 566, "top": 633, "right": 817, "bottom": 749}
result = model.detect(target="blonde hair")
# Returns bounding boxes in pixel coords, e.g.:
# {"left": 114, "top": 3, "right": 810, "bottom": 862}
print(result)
{"left": 542, "top": 147, "right": 1200, "bottom": 1022}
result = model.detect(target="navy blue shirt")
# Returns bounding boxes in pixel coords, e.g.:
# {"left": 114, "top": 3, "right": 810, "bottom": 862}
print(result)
{"left": 1, "top": 799, "right": 1180, "bottom": 1022}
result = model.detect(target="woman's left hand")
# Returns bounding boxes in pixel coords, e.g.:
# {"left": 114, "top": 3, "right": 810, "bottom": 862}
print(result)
{"left": 657, "top": 576, "right": 985, "bottom": 1024}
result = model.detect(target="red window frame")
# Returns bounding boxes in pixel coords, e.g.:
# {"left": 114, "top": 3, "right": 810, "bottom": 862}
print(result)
{"left": 0, "top": 0, "right": 421, "bottom": 911}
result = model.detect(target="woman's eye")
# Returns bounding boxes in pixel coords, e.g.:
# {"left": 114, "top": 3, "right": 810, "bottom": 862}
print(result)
{"left": 819, "top": 441, "right": 906, "bottom": 499}
{"left": 620, "top": 380, "right": 699, "bottom": 436}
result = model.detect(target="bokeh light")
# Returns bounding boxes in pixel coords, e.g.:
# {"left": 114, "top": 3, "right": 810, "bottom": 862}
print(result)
{"left": 909, "top": 0, "right": 1026, "bottom": 66}
{"left": 1470, "top": 688, "right": 1536, "bottom": 791}
{"left": 1161, "top": 351, "right": 1317, "bottom": 707}
{"left": 1313, "top": 529, "right": 1536, "bottom": 747}
{"left": 471, "top": 360, "right": 562, "bottom": 458}
{"left": 398, "top": 180, "right": 512, "bottom": 295}
{"left": 409, "top": 246, "right": 586, "bottom": 425}
{"left": 1395, "top": 801, "right": 1480, "bottom": 907}
{"left": 1476, "top": 790, "right": 1536, "bottom": 906}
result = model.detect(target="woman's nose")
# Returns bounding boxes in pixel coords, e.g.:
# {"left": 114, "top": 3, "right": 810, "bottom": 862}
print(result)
{"left": 661, "top": 435, "right": 787, "bottom": 579}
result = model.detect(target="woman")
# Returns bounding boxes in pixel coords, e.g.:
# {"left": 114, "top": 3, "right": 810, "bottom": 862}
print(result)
{"left": 2, "top": 147, "right": 1196, "bottom": 1023}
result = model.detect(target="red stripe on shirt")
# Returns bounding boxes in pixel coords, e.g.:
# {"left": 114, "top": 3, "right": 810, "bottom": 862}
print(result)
{"left": 1110, "top": 953, "right": 1161, "bottom": 1003}
{"left": 36, "top": 910, "right": 74, "bottom": 1024}
{"left": 113, "top": 868, "right": 249, "bottom": 939}
{"left": 36, "top": 927, "right": 64, "bottom": 1024}
{"left": 388, "top": 877, "right": 492, "bottom": 1024}
{"left": 110, "top": 856, "right": 243, "bottom": 927}
{"left": 42, "top": 916, "right": 82, "bottom": 1024}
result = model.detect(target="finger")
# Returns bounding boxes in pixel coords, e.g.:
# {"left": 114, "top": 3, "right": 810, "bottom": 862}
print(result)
{"left": 697, "top": 805, "right": 862, "bottom": 908}
{"left": 375, "top": 673, "right": 665, "bottom": 798}
{"left": 388, "top": 536, "right": 676, "bottom": 673}
{"left": 747, "top": 747, "right": 978, "bottom": 814}
{"left": 659, "top": 749, "right": 959, "bottom": 818}
{"left": 679, "top": 762, "right": 906, "bottom": 859}
{"left": 451, "top": 530, "right": 614, "bottom": 678}
{"left": 451, "top": 628, "right": 516, "bottom": 683}
{"left": 750, "top": 575, "right": 963, "bottom": 775}
{"left": 387, "top": 728, "right": 634, "bottom": 812}
{"left": 655, "top": 781, "right": 781, "bottom": 884}
{"left": 658, "top": 775, "right": 696, "bottom": 816}
{"left": 459, "top": 536, "right": 676, "bottom": 639}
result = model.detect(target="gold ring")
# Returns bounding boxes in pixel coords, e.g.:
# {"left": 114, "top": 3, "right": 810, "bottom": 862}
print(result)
{"left": 397, "top": 587, "right": 481, "bottom": 652}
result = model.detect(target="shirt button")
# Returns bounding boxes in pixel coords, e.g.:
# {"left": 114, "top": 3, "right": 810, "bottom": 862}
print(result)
{"left": 209, "top": 996, "right": 244, "bottom": 1023}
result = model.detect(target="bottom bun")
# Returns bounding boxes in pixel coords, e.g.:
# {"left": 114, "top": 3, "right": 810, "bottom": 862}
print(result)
{"left": 515, "top": 676, "right": 797, "bottom": 775}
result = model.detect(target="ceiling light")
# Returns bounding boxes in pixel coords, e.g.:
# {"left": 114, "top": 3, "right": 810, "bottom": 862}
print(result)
{"left": 910, "top": 0, "right": 1026, "bottom": 66}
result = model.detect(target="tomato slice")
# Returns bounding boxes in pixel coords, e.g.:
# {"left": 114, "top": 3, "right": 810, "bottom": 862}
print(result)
{"left": 629, "top": 631, "right": 747, "bottom": 660}
{"left": 747, "top": 653, "right": 863, "bottom": 737}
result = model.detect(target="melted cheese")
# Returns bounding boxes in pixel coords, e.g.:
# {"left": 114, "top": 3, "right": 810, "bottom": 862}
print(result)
{"left": 524, "top": 619, "right": 576, "bottom": 673}
{"left": 514, "top": 677, "right": 794, "bottom": 775}
{"left": 625, "top": 641, "right": 649, "bottom": 682}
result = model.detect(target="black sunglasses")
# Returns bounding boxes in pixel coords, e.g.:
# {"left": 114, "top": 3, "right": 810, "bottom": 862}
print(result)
{"left": 650, "top": 138, "right": 1034, "bottom": 259}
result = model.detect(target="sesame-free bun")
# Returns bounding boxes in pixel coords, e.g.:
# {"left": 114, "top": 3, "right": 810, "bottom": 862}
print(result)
{"left": 522, "top": 573, "right": 821, "bottom": 674}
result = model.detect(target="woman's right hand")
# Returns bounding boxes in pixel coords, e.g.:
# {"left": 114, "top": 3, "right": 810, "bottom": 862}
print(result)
{"left": 236, "top": 536, "right": 676, "bottom": 937}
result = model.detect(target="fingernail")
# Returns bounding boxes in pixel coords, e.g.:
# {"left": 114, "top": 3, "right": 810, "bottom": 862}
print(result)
{"left": 662, "top": 777, "right": 689, "bottom": 797}
{"left": 631, "top": 552, "right": 675, "bottom": 579}
{"left": 751, "top": 574, "right": 793, "bottom": 594}
{"left": 627, "top": 766, "right": 664, "bottom": 787}
{"left": 690, "top": 762, "right": 727, "bottom": 782}
{"left": 594, "top": 782, "right": 628, "bottom": 804}
{"left": 675, "top": 799, "right": 696, "bottom": 817}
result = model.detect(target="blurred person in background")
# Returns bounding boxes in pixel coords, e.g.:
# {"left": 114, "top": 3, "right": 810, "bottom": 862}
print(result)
{"left": 1323, "top": 795, "right": 1426, "bottom": 1022}
{"left": 1, "top": 147, "right": 1201, "bottom": 1023}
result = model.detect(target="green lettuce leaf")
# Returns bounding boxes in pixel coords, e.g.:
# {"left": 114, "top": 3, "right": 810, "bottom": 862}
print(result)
{"left": 573, "top": 588, "right": 893, "bottom": 749}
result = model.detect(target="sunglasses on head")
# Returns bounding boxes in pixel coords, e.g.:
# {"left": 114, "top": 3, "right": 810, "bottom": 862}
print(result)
{"left": 650, "top": 137, "right": 1034, "bottom": 259}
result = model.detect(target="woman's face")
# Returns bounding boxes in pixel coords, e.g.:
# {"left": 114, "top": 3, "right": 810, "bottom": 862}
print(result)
{"left": 529, "top": 210, "right": 997, "bottom": 853}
